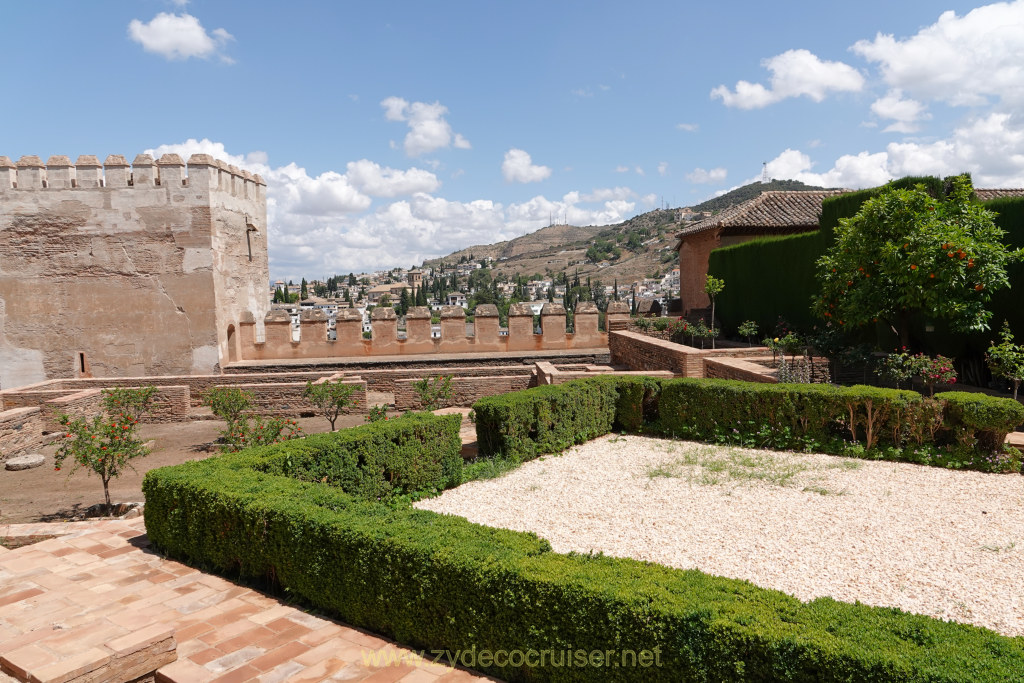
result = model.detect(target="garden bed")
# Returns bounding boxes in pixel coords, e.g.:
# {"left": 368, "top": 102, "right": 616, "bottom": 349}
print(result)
{"left": 417, "top": 433, "right": 1024, "bottom": 636}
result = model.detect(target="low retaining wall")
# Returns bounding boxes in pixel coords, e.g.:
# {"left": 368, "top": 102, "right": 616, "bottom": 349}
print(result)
{"left": 704, "top": 358, "right": 777, "bottom": 383}
{"left": 534, "top": 361, "right": 676, "bottom": 386}
{"left": 394, "top": 376, "right": 533, "bottom": 410}
{"left": 238, "top": 379, "right": 368, "bottom": 416}
{"left": 609, "top": 331, "right": 774, "bottom": 378}
{"left": 0, "top": 407, "right": 46, "bottom": 460}
{"left": 4, "top": 372, "right": 341, "bottom": 408}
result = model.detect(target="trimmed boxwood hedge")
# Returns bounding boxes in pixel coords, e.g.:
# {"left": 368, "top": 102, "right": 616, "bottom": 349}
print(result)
{"left": 473, "top": 378, "right": 619, "bottom": 460}
{"left": 143, "top": 392, "right": 1024, "bottom": 681}
{"left": 236, "top": 411, "right": 463, "bottom": 500}
{"left": 474, "top": 377, "right": 1024, "bottom": 472}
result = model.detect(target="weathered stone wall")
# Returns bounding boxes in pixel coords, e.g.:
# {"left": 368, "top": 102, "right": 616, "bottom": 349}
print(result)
{"left": 228, "top": 379, "right": 368, "bottom": 416}
{"left": 0, "top": 407, "right": 46, "bottom": 461}
{"left": 0, "top": 154, "right": 268, "bottom": 387}
{"left": 39, "top": 389, "right": 105, "bottom": 431}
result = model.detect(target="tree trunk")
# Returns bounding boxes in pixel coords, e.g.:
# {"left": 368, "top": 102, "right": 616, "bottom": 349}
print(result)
{"left": 710, "top": 299, "right": 716, "bottom": 349}
{"left": 103, "top": 477, "right": 112, "bottom": 515}
{"left": 896, "top": 310, "right": 913, "bottom": 351}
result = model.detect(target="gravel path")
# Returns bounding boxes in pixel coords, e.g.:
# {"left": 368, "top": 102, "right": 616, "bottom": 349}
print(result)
{"left": 416, "top": 434, "right": 1024, "bottom": 637}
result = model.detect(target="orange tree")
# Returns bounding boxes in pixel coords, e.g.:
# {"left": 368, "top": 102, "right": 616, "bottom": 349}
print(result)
{"left": 54, "top": 386, "right": 157, "bottom": 513}
{"left": 814, "top": 175, "right": 1022, "bottom": 349}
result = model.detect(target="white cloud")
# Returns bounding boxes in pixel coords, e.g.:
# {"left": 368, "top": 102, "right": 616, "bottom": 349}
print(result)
{"left": 759, "top": 110, "right": 1024, "bottom": 190}
{"left": 686, "top": 167, "right": 728, "bottom": 184}
{"left": 501, "top": 149, "right": 552, "bottom": 183}
{"left": 852, "top": 2, "right": 1024, "bottom": 106}
{"left": 658, "top": 162, "right": 669, "bottom": 176}
{"left": 614, "top": 165, "right": 630, "bottom": 173}
{"left": 635, "top": 166, "right": 645, "bottom": 176}
{"left": 763, "top": 148, "right": 889, "bottom": 188}
{"left": 128, "top": 13, "right": 234, "bottom": 62}
{"left": 146, "top": 139, "right": 644, "bottom": 279}
{"left": 380, "top": 97, "right": 471, "bottom": 156}
{"left": 676, "top": 123, "right": 699, "bottom": 132}
{"left": 870, "top": 89, "right": 931, "bottom": 133}
{"left": 581, "top": 187, "right": 635, "bottom": 202}
{"left": 345, "top": 159, "right": 440, "bottom": 197}
{"left": 711, "top": 49, "right": 864, "bottom": 109}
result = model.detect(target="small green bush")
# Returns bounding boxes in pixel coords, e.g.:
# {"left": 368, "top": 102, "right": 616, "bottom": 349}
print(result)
{"left": 937, "top": 391, "right": 1024, "bottom": 454}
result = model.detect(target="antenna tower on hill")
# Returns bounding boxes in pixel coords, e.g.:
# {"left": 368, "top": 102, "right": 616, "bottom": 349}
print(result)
{"left": 761, "top": 162, "right": 769, "bottom": 184}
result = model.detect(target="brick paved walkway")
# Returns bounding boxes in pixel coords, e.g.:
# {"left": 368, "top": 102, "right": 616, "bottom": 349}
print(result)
{"left": 0, "top": 519, "right": 493, "bottom": 682}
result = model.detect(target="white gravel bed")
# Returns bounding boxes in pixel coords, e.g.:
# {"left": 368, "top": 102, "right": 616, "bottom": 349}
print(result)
{"left": 415, "top": 434, "right": 1024, "bottom": 637}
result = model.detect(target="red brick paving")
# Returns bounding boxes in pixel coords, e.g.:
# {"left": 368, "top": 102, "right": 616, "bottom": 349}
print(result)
{"left": 0, "top": 519, "right": 495, "bottom": 682}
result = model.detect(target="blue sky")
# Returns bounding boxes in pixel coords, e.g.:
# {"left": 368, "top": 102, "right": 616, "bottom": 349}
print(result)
{"left": 4, "top": 1, "right": 1024, "bottom": 281}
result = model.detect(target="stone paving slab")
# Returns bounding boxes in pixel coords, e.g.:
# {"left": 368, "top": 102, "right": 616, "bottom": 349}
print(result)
{"left": 0, "top": 519, "right": 495, "bottom": 682}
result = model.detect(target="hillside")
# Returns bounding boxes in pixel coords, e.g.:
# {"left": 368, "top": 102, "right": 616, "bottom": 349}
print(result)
{"left": 423, "top": 180, "right": 833, "bottom": 286}
{"left": 691, "top": 179, "right": 834, "bottom": 214}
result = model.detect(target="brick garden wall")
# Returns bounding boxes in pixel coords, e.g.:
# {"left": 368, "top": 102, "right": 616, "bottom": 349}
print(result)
{"left": 394, "top": 375, "right": 533, "bottom": 410}
{"left": 703, "top": 358, "right": 777, "bottom": 383}
{"left": 236, "top": 380, "right": 368, "bottom": 417}
{"left": 609, "top": 331, "right": 775, "bottom": 378}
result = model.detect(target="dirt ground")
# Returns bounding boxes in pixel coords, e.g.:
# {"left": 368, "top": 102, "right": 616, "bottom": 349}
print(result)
{"left": 0, "top": 412, "right": 373, "bottom": 525}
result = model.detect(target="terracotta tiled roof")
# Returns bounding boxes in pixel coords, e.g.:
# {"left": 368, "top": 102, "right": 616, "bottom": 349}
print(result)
{"left": 676, "top": 190, "right": 849, "bottom": 239}
{"left": 976, "top": 188, "right": 1024, "bottom": 201}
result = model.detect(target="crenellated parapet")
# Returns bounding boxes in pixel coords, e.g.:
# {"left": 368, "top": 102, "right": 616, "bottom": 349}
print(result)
{"left": 236, "top": 303, "right": 632, "bottom": 363}
{"left": 0, "top": 153, "right": 265, "bottom": 200}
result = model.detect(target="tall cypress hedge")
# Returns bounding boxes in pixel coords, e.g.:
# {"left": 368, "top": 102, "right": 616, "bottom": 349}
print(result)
{"left": 707, "top": 178, "right": 1024, "bottom": 361}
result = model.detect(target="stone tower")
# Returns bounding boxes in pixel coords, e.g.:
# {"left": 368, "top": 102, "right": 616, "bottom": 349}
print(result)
{"left": 0, "top": 153, "right": 270, "bottom": 387}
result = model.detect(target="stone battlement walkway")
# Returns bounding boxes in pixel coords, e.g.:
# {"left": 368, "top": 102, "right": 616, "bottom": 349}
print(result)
{"left": 0, "top": 519, "right": 491, "bottom": 682}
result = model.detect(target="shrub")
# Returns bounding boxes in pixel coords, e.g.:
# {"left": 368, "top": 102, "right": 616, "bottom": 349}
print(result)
{"left": 202, "top": 386, "right": 252, "bottom": 428}
{"left": 366, "top": 404, "right": 388, "bottom": 423}
{"left": 413, "top": 375, "right": 454, "bottom": 411}
{"left": 218, "top": 411, "right": 461, "bottom": 502}
{"left": 55, "top": 386, "right": 157, "bottom": 512}
{"left": 144, "top": 403, "right": 1024, "bottom": 682}
{"left": 473, "top": 378, "right": 619, "bottom": 460}
{"left": 303, "top": 378, "right": 358, "bottom": 430}
{"left": 938, "top": 391, "right": 1024, "bottom": 455}
{"left": 986, "top": 320, "right": 1024, "bottom": 399}
{"left": 203, "top": 386, "right": 302, "bottom": 452}
{"left": 738, "top": 320, "right": 758, "bottom": 346}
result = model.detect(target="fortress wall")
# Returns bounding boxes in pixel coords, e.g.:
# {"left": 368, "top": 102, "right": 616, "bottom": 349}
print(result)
{"left": 238, "top": 303, "right": 629, "bottom": 362}
{"left": 0, "top": 154, "right": 267, "bottom": 387}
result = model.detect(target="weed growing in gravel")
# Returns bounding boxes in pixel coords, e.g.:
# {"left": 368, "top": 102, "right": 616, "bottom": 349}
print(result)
{"left": 645, "top": 444, "right": 861, "bottom": 494}
{"left": 462, "top": 455, "right": 522, "bottom": 482}
{"left": 802, "top": 485, "right": 849, "bottom": 496}
{"left": 980, "top": 541, "right": 1017, "bottom": 553}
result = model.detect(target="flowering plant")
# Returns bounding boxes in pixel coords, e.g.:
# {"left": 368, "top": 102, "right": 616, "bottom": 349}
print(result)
{"left": 54, "top": 386, "right": 157, "bottom": 514}
{"left": 917, "top": 354, "right": 957, "bottom": 396}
